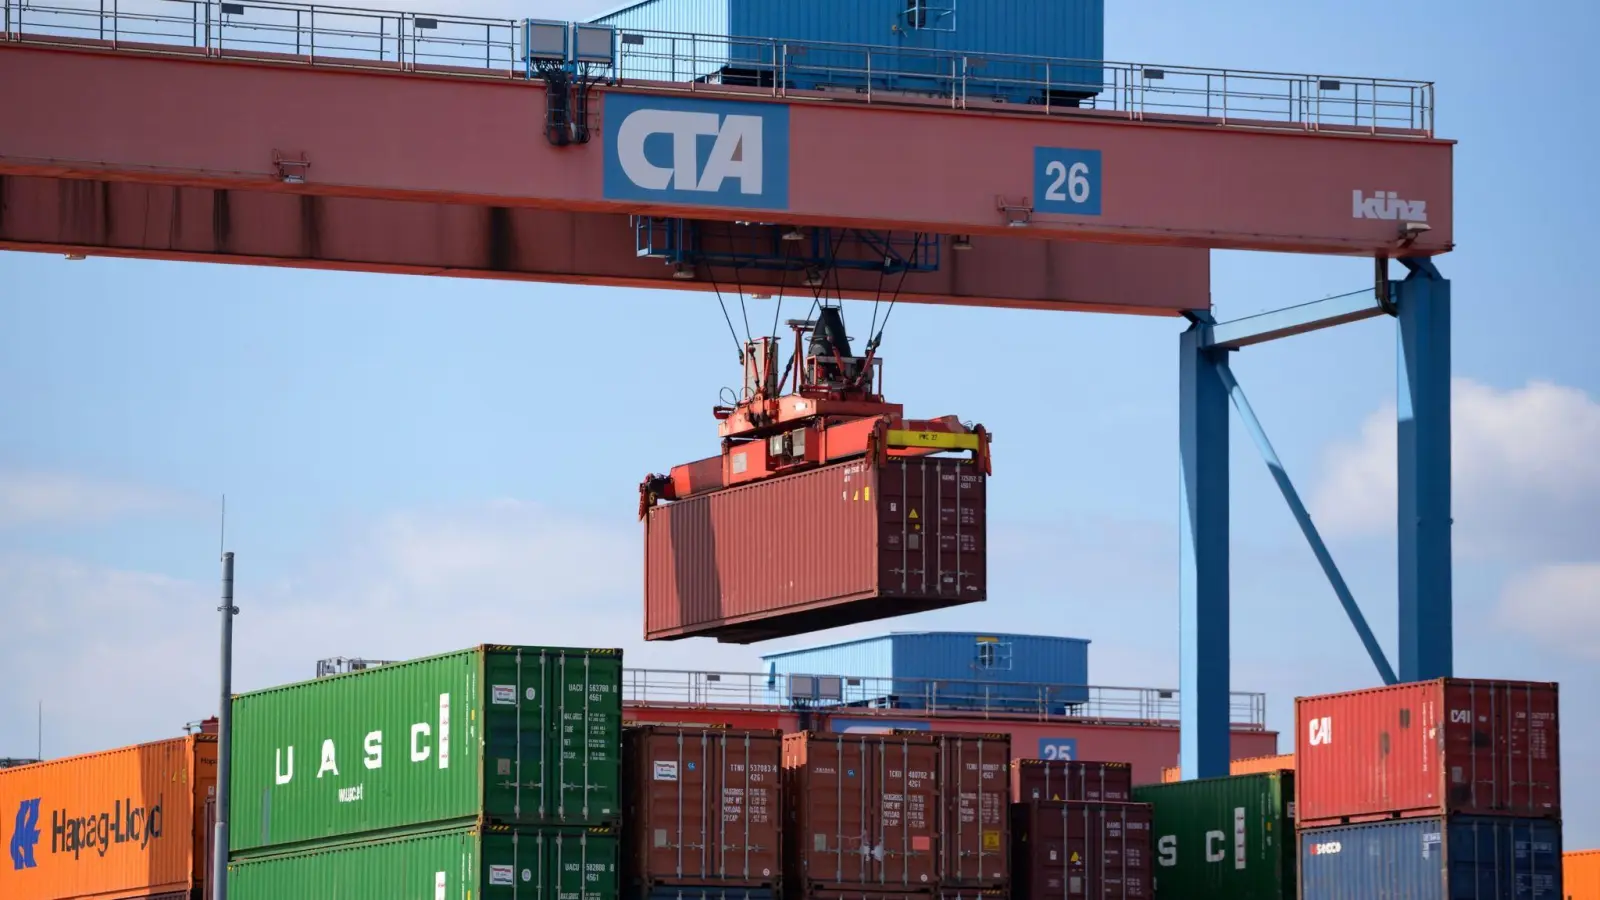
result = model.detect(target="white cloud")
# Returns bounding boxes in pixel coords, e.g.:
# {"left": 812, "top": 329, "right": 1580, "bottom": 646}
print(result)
{"left": 1497, "top": 563, "right": 1600, "bottom": 660}
{"left": 0, "top": 500, "right": 765, "bottom": 759}
{"left": 1310, "top": 378, "right": 1600, "bottom": 561}
{"left": 0, "top": 470, "right": 187, "bottom": 527}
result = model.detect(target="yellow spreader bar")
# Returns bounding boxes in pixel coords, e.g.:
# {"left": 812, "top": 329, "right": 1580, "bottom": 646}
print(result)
{"left": 885, "top": 429, "right": 980, "bottom": 451}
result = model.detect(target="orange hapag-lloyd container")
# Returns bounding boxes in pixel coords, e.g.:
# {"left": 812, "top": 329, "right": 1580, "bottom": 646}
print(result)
{"left": 0, "top": 734, "right": 217, "bottom": 900}
{"left": 1567, "top": 849, "right": 1600, "bottom": 900}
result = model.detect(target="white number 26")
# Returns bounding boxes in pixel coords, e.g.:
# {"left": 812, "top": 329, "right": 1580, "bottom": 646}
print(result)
{"left": 1044, "top": 160, "right": 1091, "bottom": 204}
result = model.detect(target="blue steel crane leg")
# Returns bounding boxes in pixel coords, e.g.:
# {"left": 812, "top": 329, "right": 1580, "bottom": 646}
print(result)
{"left": 1213, "top": 360, "right": 1399, "bottom": 685}
{"left": 1178, "top": 318, "right": 1230, "bottom": 780}
{"left": 1395, "top": 259, "right": 1453, "bottom": 682}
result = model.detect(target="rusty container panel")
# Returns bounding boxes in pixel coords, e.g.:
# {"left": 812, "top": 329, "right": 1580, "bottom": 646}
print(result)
{"left": 936, "top": 733, "right": 1010, "bottom": 889}
{"left": 1012, "top": 801, "right": 1153, "bottom": 900}
{"left": 783, "top": 731, "right": 941, "bottom": 892}
{"left": 623, "top": 726, "right": 783, "bottom": 895}
{"left": 645, "top": 456, "right": 987, "bottom": 643}
{"left": 1295, "top": 678, "right": 1560, "bottom": 826}
{"left": 1012, "top": 760, "right": 1133, "bottom": 804}
{"left": 0, "top": 734, "right": 216, "bottom": 900}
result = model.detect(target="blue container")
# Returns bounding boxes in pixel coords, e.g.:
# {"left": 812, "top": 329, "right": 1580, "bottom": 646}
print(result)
{"left": 648, "top": 889, "right": 774, "bottom": 900}
{"left": 1299, "top": 816, "right": 1563, "bottom": 900}
{"left": 593, "top": 0, "right": 1104, "bottom": 104}
{"left": 760, "top": 631, "right": 1090, "bottom": 712}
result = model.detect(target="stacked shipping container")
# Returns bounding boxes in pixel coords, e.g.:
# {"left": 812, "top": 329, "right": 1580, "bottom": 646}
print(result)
{"left": 1130, "top": 770, "right": 1296, "bottom": 900}
{"left": 622, "top": 726, "right": 783, "bottom": 900}
{"left": 779, "top": 731, "right": 1013, "bottom": 900}
{"left": 1007, "top": 757, "right": 1152, "bottom": 899}
{"left": 1294, "top": 678, "right": 1564, "bottom": 899}
{"left": 1567, "top": 849, "right": 1600, "bottom": 900}
{"left": 0, "top": 733, "right": 217, "bottom": 900}
{"left": 225, "top": 644, "right": 625, "bottom": 899}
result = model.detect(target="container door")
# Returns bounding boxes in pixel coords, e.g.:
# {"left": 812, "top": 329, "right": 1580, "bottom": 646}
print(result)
{"left": 482, "top": 648, "right": 623, "bottom": 827}
{"left": 940, "top": 736, "right": 1010, "bottom": 887}
{"left": 874, "top": 737, "right": 938, "bottom": 888}
{"left": 799, "top": 738, "right": 875, "bottom": 887}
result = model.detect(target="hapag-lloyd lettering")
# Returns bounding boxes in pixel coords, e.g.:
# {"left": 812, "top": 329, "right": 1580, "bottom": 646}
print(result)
{"left": 51, "top": 797, "right": 163, "bottom": 860}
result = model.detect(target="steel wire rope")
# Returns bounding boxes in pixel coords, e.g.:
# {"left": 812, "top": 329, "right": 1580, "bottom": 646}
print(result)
{"left": 777, "top": 228, "right": 851, "bottom": 390}
{"left": 723, "top": 221, "right": 754, "bottom": 346}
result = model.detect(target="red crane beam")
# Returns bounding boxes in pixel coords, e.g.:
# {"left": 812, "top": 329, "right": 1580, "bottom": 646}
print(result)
{"left": 0, "top": 24, "right": 1452, "bottom": 311}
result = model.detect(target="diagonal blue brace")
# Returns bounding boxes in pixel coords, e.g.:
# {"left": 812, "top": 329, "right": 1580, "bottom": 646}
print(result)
{"left": 1179, "top": 314, "right": 1230, "bottom": 780}
{"left": 1395, "top": 258, "right": 1453, "bottom": 682}
{"left": 1213, "top": 360, "right": 1398, "bottom": 685}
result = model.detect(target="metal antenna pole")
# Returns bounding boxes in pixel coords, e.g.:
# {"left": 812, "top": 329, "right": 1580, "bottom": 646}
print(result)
{"left": 212, "top": 551, "right": 237, "bottom": 900}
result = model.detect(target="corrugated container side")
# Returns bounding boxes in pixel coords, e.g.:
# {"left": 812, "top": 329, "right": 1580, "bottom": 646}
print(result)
{"left": 1159, "top": 752, "right": 1295, "bottom": 783}
{"left": 0, "top": 735, "right": 215, "bottom": 900}
{"left": 230, "top": 644, "right": 622, "bottom": 855}
{"left": 647, "top": 888, "right": 775, "bottom": 900}
{"left": 1012, "top": 759, "right": 1133, "bottom": 803}
{"left": 1296, "top": 678, "right": 1560, "bottom": 825}
{"left": 1130, "top": 772, "right": 1295, "bottom": 900}
{"left": 623, "top": 726, "right": 782, "bottom": 894}
{"left": 1566, "top": 850, "right": 1600, "bottom": 900}
{"left": 1298, "top": 816, "right": 1562, "bottom": 900}
{"left": 935, "top": 733, "right": 1010, "bottom": 888}
{"left": 782, "top": 732, "right": 940, "bottom": 892}
{"left": 1011, "top": 801, "right": 1152, "bottom": 900}
{"left": 227, "top": 823, "right": 620, "bottom": 900}
{"left": 645, "top": 457, "right": 985, "bottom": 643}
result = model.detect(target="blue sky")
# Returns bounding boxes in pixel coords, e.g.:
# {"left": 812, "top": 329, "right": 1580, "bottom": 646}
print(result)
{"left": 3, "top": 0, "right": 1597, "bottom": 844}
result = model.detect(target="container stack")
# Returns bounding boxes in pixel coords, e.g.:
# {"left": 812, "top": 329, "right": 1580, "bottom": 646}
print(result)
{"left": 1294, "top": 678, "right": 1564, "bottom": 899}
{"left": 622, "top": 725, "right": 783, "bottom": 900}
{"left": 225, "top": 644, "right": 625, "bottom": 900}
{"left": 781, "top": 731, "right": 1013, "bottom": 900}
{"left": 1008, "top": 759, "right": 1152, "bottom": 899}
{"left": 1130, "top": 769, "right": 1297, "bottom": 900}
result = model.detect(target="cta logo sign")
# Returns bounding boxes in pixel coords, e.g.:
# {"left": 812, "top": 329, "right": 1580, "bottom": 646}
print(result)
{"left": 603, "top": 94, "right": 789, "bottom": 210}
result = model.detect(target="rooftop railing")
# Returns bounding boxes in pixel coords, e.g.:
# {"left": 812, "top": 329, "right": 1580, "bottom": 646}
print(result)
{"left": 4, "top": 0, "right": 1434, "bottom": 136}
{"left": 622, "top": 668, "right": 1269, "bottom": 730}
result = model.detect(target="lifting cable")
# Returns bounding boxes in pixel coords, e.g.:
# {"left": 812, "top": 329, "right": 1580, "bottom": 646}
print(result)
{"left": 705, "top": 269, "right": 745, "bottom": 364}
{"left": 777, "top": 229, "right": 851, "bottom": 390}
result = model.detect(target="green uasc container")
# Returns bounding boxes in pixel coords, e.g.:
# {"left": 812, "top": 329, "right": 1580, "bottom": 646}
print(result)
{"left": 230, "top": 644, "right": 623, "bottom": 855}
{"left": 228, "top": 823, "right": 619, "bottom": 900}
{"left": 1131, "top": 770, "right": 1296, "bottom": 900}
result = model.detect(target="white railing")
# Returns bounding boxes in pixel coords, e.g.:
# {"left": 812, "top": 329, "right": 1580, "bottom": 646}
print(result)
{"left": 3, "top": 0, "right": 1434, "bottom": 136}
{"left": 623, "top": 668, "right": 1269, "bottom": 729}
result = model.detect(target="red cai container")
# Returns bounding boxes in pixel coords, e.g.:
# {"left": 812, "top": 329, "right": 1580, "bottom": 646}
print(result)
{"left": 644, "top": 456, "right": 987, "bottom": 643}
{"left": 1012, "top": 801, "right": 1153, "bottom": 900}
{"left": 623, "top": 726, "right": 783, "bottom": 895}
{"left": 783, "top": 731, "right": 940, "bottom": 892}
{"left": 1296, "top": 678, "right": 1560, "bottom": 827}
{"left": 1012, "top": 759, "right": 1133, "bottom": 804}
{"left": 935, "top": 733, "right": 1011, "bottom": 889}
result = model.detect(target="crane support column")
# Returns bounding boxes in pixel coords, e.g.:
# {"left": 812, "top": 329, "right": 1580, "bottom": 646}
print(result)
{"left": 1395, "top": 259, "right": 1453, "bottom": 682}
{"left": 1179, "top": 316, "right": 1230, "bottom": 779}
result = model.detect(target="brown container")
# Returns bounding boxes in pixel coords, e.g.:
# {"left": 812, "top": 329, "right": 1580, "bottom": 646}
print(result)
{"left": 644, "top": 456, "right": 987, "bottom": 643}
{"left": 1295, "top": 678, "right": 1560, "bottom": 826}
{"left": 1011, "top": 801, "right": 1153, "bottom": 900}
{"left": 935, "top": 733, "right": 1010, "bottom": 889}
{"left": 623, "top": 726, "right": 783, "bottom": 895}
{"left": 1011, "top": 760, "right": 1133, "bottom": 804}
{"left": 783, "top": 731, "right": 941, "bottom": 892}
{"left": 0, "top": 734, "right": 217, "bottom": 900}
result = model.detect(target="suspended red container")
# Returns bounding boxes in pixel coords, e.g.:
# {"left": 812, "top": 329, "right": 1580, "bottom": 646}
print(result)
{"left": 1295, "top": 678, "right": 1561, "bottom": 827}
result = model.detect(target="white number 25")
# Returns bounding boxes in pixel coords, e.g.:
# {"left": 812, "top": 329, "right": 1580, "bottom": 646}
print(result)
{"left": 1044, "top": 160, "right": 1091, "bottom": 204}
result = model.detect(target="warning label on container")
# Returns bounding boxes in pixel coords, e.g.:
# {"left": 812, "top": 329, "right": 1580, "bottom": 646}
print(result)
{"left": 489, "top": 865, "right": 515, "bottom": 886}
{"left": 492, "top": 684, "right": 517, "bottom": 704}
{"left": 654, "top": 760, "right": 679, "bottom": 781}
